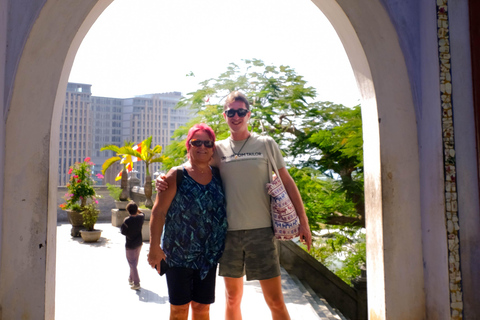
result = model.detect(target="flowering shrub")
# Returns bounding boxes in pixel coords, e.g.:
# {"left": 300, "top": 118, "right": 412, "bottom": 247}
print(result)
{"left": 59, "top": 157, "right": 103, "bottom": 211}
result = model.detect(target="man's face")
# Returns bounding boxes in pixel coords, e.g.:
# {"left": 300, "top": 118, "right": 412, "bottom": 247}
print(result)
{"left": 223, "top": 100, "right": 251, "bottom": 133}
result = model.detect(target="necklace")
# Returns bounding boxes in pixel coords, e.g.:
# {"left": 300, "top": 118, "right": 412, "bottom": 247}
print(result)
{"left": 191, "top": 163, "right": 209, "bottom": 174}
{"left": 230, "top": 135, "right": 250, "bottom": 159}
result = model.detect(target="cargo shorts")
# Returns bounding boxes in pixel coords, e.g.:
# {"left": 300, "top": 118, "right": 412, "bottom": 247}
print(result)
{"left": 218, "top": 227, "right": 281, "bottom": 281}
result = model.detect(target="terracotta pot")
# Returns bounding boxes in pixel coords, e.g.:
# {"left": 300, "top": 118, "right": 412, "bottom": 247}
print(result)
{"left": 67, "top": 210, "right": 84, "bottom": 227}
{"left": 79, "top": 229, "right": 102, "bottom": 242}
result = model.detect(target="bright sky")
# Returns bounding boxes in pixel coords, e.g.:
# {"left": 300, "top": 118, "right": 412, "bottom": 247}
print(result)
{"left": 69, "top": 0, "right": 361, "bottom": 107}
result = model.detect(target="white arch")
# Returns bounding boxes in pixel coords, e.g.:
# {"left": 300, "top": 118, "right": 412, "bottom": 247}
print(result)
{"left": 1, "top": 0, "right": 112, "bottom": 318}
{"left": 1, "top": 0, "right": 425, "bottom": 319}
{"left": 312, "top": 1, "right": 425, "bottom": 318}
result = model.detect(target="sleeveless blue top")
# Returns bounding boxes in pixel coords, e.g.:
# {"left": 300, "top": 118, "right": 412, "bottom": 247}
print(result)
{"left": 162, "top": 166, "right": 227, "bottom": 279}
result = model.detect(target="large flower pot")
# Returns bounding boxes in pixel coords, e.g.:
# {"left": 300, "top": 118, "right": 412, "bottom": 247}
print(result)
{"left": 114, "top": 200, "right": 129, "bottom": 210}
{"left": 140, "top": 208, "right": 151, "bottom": 220}
{"left": 79, "top": 229, "right": 102, "bottom": 242}
{"left": 67, "top": 209, "right": 83, "bottom": 227}
{"left": 67, "top": 209, "right": 84, "bottom": 237}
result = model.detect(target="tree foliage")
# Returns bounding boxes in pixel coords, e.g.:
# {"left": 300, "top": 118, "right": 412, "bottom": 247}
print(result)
{"left": 169, "top": 59, "right": 364, "bottom": 229}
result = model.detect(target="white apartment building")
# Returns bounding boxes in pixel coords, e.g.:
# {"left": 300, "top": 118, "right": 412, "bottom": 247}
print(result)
{"left": 58, "top": 83, "right": 193, "bottom": 186}
{"left": 58, "top": 83, "right": 93, "bottom": 186}
{"left": 121, "top": 92, "right": 191, "bottom": 184}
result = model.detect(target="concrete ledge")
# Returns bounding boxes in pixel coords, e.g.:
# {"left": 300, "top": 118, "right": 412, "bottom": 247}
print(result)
{"left": 111, "top": 209, "right": 129, "bottom": 227}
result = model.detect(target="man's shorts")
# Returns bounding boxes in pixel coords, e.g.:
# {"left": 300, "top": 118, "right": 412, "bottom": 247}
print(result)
{"left": 165, "top": 266, "right": 217, "bottom": 305}
{"left": 218, "top": 227, "right": 280, "bottom": 281}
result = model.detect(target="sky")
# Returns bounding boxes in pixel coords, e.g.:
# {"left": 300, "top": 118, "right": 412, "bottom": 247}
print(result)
{"left": 69, "top": 0, "right": 361, "bottom": 108}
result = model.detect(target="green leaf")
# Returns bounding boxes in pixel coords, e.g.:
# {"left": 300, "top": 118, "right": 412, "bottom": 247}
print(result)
{"left": 101, "top": 156, "right": 121, "bottom": 175}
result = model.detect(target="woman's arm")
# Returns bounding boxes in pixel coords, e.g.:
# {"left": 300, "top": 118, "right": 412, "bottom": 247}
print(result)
{"left": 148, "top": 168, "right": 177, "bottom": 273}
{"left": 278, "top": 167, "right": 312, "bottom": 251}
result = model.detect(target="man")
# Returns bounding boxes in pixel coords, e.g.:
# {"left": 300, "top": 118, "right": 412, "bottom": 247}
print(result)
{"left": 157, "top": 91, "right": 312, "bottom": 320}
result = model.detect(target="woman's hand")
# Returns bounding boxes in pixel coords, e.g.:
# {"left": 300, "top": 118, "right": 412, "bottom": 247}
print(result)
{"left": 147, "top": 245, "right": 166, "bottom": 274}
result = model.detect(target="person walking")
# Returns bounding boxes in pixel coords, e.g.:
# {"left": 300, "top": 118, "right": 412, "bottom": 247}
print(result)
{"left": 157, "top": 91, "right": 312, "bottom": 320}
{"left": 148, "top": 123, "right": 228, "bottom": 320}
{"left": 121, "top": 201, "right": 145, "bottom": 290}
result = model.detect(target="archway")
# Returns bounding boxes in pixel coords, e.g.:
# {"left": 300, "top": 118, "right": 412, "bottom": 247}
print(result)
{"left": 1, "top": 0, "right": 424, "bottom": 319}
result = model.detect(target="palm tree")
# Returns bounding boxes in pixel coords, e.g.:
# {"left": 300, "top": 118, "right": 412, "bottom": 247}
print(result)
{"left": 102, "top": 137, "right": 167, "bottom": 208}
{"left": 100, "top": 141, "right": 135, "bottom": 201}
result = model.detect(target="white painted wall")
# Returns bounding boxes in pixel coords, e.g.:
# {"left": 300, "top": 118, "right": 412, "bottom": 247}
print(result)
{"left": 313, "top": 1, "right": 426, "bottom": 319}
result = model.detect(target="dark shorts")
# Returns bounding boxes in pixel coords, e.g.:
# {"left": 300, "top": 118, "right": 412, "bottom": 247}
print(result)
{"left": 165, "top": 266, "right": 217, "bottom": 306}
{"left": 218, "top": 227, "right": 280, "bottom": 281}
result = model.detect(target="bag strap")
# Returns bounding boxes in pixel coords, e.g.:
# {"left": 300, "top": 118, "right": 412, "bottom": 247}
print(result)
{"left": 176, "top": 166, "right": 184, "bottom": 186}
{"left": 211, "top": 166, "right": 222, "bottom": 185}
{"left": 263, "top": 137, "right": 283, "bottom": 184}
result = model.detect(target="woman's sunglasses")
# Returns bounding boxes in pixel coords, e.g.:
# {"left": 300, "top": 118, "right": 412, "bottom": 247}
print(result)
{"left": 224, "top": 109, "right": 249, "bottom": 118}
{"left": 189, "top": 139, "right": 215, "bottom": 148}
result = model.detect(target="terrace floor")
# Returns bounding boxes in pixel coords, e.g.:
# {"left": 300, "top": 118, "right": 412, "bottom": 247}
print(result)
{"left": 55, "top": 222, "right": 343, "bottom": 320}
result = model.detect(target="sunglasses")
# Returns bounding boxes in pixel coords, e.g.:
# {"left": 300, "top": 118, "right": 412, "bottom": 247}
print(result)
{"left": 224, "top": 108, "right": 250, "bottom": 118}
{"left": 189, "top": 139, "right": 215, "bottom": 148}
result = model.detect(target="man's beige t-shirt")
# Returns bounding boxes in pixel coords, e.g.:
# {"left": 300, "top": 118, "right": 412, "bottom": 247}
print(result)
{"left": 212, "top": 133, "right": 285, "bottom": 231}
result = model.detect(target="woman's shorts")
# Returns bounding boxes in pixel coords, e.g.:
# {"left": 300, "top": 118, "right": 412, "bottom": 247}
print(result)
{"left": 165, "top": 266, "right": 217, "bottom": 305}
{"left": 218, "top": 227, "right": 280, "bottom": 281}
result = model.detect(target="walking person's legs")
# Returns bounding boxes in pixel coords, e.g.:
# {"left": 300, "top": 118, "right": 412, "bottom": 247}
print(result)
{"left": 126, "top": 245, "right": 142, "bottom": 288}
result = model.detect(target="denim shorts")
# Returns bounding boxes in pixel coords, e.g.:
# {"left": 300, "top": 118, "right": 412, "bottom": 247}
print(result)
{"left": 165, "top": 266, "right": 217, "bottom": 305}
{"left": 218, "top": 227, "right": 280, "bottom": 281}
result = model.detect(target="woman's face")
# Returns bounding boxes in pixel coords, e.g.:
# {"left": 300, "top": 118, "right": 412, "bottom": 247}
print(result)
{"left": 188, "top": 130, "right": 214, "bottom": 164}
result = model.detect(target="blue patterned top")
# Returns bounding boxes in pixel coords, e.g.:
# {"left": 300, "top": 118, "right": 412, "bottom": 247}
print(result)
{"left": 162, "top": 167, "right": 227, "bottom": 279}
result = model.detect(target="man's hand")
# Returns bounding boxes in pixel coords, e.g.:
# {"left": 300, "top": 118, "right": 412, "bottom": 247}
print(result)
{"left": 155, "top": 174, "right": 168, "bottom": 192}
{"left": 147, "top": 245, "right": 166, "bottom": 274}
{"left": 299, "top": 223, "right": 312, "bottom": 251}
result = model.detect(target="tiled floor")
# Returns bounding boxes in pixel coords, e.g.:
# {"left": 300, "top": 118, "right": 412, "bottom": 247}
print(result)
{"left": 55, "top": 222, "right": 333, "bottom": 319}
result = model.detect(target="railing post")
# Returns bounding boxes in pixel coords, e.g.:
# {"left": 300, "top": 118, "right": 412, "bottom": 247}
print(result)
{"left": 352, "top": 266, "right": 368, "bottom": 320}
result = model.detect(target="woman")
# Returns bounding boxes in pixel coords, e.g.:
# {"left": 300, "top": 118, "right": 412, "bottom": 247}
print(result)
{"left": 148, "top": 123, "right": 227, "bottom": 320}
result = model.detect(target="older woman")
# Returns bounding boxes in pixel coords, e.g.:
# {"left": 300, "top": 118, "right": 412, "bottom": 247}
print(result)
{"left": 148, "top": 123, "right": 227, "bottom": 320}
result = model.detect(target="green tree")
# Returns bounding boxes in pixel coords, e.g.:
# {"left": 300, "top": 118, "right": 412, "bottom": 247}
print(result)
{"left": 170, "top": 59, "right": 364, "bottom": 229}
{"left": 167, "top": 59, "right": 365, "bottom": 284}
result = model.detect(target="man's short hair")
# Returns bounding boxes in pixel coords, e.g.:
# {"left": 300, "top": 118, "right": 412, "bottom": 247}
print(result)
{"left": 224, "top": 91, "right": 250, "bottom": 110}
{"left": 126, "top": 201, "right": 138, "bottom": 215}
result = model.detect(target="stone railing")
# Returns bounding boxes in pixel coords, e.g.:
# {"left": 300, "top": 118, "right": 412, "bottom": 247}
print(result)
{"left": 279, "top": 241, "right": 367, "bottom": 320}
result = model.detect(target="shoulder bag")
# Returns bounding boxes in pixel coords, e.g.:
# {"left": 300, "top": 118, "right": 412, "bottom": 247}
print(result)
{"left": 264, "top": 137, "right": 300, "bottom": 240}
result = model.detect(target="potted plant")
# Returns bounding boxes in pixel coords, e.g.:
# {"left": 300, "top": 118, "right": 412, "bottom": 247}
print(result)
{"left": 123, "top": 136, "right": 167, "bottom": 208}
{"left": 103, "top": 137, "right": 167, "bottom": 208}
{"left": 106, "top": 182, "right": 129, "bottom": 210}
{"left": 79, "top": 203, "right": 102, "bottom": 242}
{"left": 101, "top": 141, "right": 135, "bottom": 202}
{"left": 59, "top": 157, "right": 102, "bottom": 237}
